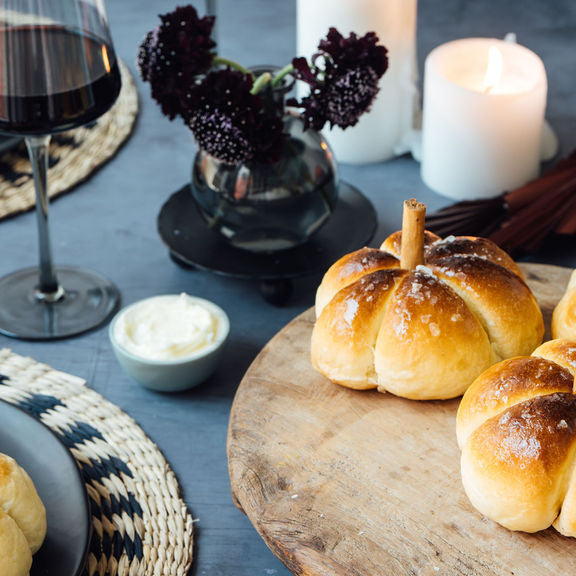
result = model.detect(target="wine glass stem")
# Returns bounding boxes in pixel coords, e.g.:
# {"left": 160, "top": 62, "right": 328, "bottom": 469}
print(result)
{"left": 25, "top": 135, "right": 64, "bottom": 303}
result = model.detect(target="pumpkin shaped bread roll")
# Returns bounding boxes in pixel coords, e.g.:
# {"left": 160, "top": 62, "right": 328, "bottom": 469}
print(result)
{"left": 457, "top": 339, "right": 576, "bottom": 536}
{"left": 312, "top": 229, "right": 544, "bottom": 400}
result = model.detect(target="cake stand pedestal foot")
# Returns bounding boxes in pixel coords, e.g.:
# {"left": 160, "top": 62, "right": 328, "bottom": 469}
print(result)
{"left": 260, "top": 279, "right": 293, "bottom": 306}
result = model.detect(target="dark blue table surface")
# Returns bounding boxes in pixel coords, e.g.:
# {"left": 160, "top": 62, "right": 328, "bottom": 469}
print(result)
{"left": 0, "top": 1, "right": 575, "bottom": 574}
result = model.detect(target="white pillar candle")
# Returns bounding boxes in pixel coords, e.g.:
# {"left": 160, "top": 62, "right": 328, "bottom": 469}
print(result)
{"left": 296, "top": 0, "right": 419, "bottom": 164}
{"left": 420, "top": 38, "right": 548, "bottom": 200}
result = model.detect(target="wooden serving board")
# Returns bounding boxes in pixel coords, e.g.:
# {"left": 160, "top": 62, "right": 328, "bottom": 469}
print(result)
{"left": 228, "top": 262, "right": 576, "bottom": 576}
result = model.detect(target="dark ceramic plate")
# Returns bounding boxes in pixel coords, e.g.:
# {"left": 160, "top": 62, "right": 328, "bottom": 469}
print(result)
{"left": 0, "top": 400, "right": 91, "bottom": 576}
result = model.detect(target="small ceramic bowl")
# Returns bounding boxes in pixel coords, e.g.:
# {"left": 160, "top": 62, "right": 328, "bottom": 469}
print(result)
{"left": 109, "top": 294, "right": 230, "bottom": 392}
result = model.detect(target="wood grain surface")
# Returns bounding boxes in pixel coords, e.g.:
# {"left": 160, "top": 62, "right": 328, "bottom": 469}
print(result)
{"left": 227, "top": 262, "right": 575, "bottom": 576}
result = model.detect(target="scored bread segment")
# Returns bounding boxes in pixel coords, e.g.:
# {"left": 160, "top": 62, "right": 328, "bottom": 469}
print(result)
{"left": 425, "top": 235, "right": 524, "bottom": 279}
{"left": 456, "top": 356, "right": 574, "bottom": 448}
{"left": 311, "top": 269, "right": 408, "bottom": 390}
{"left": 374, "top": 267, "right": 493, "bottom": 400}
{"left": 429, "top": 255, "right": 544, "bottom": 361}
{"left": 314, "top": 248, "right": 399, "bottom": 318}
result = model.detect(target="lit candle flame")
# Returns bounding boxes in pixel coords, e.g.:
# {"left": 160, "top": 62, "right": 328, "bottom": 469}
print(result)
{"left": 102, "top": 44, "right": 111, "bottom": 74}
{"left": 483, "top": 46, "right": 503, "bottom": 94}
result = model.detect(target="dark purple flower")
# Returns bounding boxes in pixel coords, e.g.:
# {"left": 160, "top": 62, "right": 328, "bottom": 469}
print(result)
{"left": 319, "top": 28, "right": 389, "bottom": 78}
{"left": 324, "top": 66, "right": 381, "bottom": 127}
{"left": 137, "top": 30, "right": 157, "bottom": 83}
{"left": 291, "top": 28, "right": 389, "bottom": 130}
{"left": 137, "top": 5, "right": 216, "bottom": 119}
{"left": 185, "top": 69, "right": 285, "bottom": 165}
{"left": 138, "top": 11, "right": 388, "bottom": 164}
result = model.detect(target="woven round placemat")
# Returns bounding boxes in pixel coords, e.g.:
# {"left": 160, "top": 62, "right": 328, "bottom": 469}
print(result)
{"left": 0, "top": 59, "right": 138, "bottom": 221}
{"left": 0, "top": 348, "right": 194, "bottom": 576}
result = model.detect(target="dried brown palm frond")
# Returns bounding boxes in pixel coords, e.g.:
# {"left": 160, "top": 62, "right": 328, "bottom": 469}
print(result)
{"left": 426, "top": 150, "right": 576, "bottom": 256}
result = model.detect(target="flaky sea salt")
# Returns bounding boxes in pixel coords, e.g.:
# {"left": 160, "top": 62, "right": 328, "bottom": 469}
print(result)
{"left": 415, "top": 264, "right": 435, "bottom": 277}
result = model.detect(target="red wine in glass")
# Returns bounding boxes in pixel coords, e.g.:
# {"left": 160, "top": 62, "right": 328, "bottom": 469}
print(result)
{"left": 0, "top": 2, "right": 122, "bottom": 340}
{"left": 0, "top": 25, "right": 121, "bottom": 134}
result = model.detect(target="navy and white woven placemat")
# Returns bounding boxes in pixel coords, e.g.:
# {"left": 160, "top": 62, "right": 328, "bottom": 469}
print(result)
{"left": 0, "top": 348, "right": 194, "bottom": 576}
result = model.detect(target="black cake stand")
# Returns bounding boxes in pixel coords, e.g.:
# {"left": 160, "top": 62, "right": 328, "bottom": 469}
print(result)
{"left": 157, "top": 182, "right": 378, "bottom": 305}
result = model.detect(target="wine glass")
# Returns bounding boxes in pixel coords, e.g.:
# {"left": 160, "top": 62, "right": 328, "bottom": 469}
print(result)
{"left": 0, "top": 0, "right": 122, "bottom": 340}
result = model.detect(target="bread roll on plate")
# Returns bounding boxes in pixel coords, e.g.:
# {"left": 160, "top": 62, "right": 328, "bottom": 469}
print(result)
{"left": 0, "top": 507, "right": 33, "bottom": 576}
{"left": 0, "top": 506, "right": 33, "bottom": 576}
{"left": 0, "top": 453, "right": 47, "bottom": 553}
{"left": 457, "top": 339, "right": 576, "bottom": 536}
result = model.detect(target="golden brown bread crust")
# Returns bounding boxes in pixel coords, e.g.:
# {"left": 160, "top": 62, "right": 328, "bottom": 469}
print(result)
{"left": 0, "top": 508, "right": 33, "bottom": 576}
{"left": 532, "top": 338, "right": 576, "bottom": 373}
{"left": 312, "top": 231, "right": 544, "bottom": 400}
{"left": 429, "top": 256, "right": 543, "bottom": 360}
{"left": 425, "top": 235, "right": 524, "bottom": 278}
{"left": 373, "top": 269, "right": 493, "bottom": 399}
{"left": 315, "top": 248, "right": 399, "bottom": 317}
{"left": 462, "top": 393, "right": 576, "bottom": 533}
{"left": 456, "top": 356, "right": 573, "bottom": 448}
{"left": 381, "top": 233, "right": 523, "bottom": 278}
{"left": 0, "top": 453, "right": 47, "bottom": 554}
{"left": 552, "top": 269, "right": 576, "bottom": 339}
{"left": 457, "top": 339, "right": 576, "bottom": 536}
{"left": 312, "top": 269, "right": 407, "bottom": 389}
{"left": 379, "top": 230, "right": 441, "bottom": 257}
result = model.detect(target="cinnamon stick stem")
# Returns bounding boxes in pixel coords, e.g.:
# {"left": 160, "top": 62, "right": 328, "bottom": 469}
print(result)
{"left": 401, "top": 199, "right": 426, "bottom": 270}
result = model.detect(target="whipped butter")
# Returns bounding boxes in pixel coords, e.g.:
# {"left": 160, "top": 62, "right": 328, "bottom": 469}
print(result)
{"left": 114, "top": 294, "right": 221, "bottom": 360}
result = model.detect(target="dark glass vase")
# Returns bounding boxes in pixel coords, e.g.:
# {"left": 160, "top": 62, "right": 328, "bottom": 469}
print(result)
{"left": 190, "top": 104, "right": 339, "bottom": 253}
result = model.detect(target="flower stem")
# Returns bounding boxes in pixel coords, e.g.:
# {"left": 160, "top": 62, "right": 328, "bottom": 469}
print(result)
{"left": 250, "top": 72, "right": 272, "bottom": 95}
{"left": 212, "top": 56, "right": 252, "bottom": 76}
{"left": 270, "top": 63, "right": 294, "bottom": 87}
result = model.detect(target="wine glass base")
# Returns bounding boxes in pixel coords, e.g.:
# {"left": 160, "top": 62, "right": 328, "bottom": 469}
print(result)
{"left": 0, "top": 266, "right": 120, "bottom": 340}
